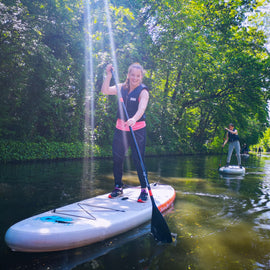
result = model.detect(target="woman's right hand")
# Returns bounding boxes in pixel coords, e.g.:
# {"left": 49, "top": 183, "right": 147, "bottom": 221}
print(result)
{"left": 106, "top": 64, "right": 113, "bottom": 75}
{"left": 101, "top": 64, "right": 118, "bottom": 95}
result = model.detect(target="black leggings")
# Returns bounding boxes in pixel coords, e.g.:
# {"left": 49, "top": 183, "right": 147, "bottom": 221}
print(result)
{"left": 112, "top": 127, "right": 147, "bottom": 188}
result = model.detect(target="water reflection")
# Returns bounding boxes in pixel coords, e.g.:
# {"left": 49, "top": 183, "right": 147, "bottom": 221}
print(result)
{"left": 1, "top": 154, "right": 270, "bottom": 269}
{"left": 219, "top": 174, "right": 244, "bottom": 192}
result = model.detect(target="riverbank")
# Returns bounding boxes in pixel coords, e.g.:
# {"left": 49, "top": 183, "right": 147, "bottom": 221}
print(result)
{"left": 3, "top": 140, "right": 262, "bottom": 163}
{"left": 0, "top": 140, "right": 107, "bottom": 163}
{"left": 0, "top": 139, "right": 188, "bottom": 163}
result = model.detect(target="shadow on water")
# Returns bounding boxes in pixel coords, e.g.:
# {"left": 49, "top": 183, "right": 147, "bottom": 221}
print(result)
{"left": 1, "top": 154, "right": 270, "bottom": 269}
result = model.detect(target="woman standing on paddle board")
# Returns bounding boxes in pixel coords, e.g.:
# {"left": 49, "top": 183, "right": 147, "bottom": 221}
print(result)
{"left": 222, "top": 123, "right": 242, "bottom": 168}
{"left": 101, "top": 63, "right": 149, "bottom": 203}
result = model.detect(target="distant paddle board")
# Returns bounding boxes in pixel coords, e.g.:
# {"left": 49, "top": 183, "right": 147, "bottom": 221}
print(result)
{"left": 5, "top": 183, "right": 175, "bottom": 252}
{"left": 219, "top": 165, "right": 245, "bottom": 175}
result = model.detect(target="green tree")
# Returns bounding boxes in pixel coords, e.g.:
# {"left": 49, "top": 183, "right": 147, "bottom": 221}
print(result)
{"left": 0, "top": 0, "right": 85, "bottom": 142}
{"left": 140, "top": 0, "right": 269, "bottom": 152}
{"left": 0, "top": 0, "right": 269, "bottom": 161}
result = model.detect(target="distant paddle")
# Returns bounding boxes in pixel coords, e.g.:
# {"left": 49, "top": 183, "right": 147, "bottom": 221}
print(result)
{"left": 219, "top": 147, "right": 223, "bottom": 168}
{"left": 111, "top": 70, "right": 172, "bottom": 243}
{"left": 219, "top": 130, "right": 227, "bottom": 168}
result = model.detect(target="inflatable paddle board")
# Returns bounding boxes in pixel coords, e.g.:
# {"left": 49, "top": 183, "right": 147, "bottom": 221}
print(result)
{"left": 5, "top": 183, "right": 175, "bottom": 252}
{"left": 219, "top": 165, "right": 245, "bottom": 175}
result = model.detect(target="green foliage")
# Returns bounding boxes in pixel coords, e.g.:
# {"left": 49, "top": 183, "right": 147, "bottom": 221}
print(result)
{"left": 253, "top": 126, "right": 270, "bottom": 151}
{"left": 0, "top": 0, "right": 269, "bottom": 161}
{"left": 142, "top": 0, "right": 269, "bottom": 152}
{"left": 0, "top": 139, "right": 112, "bottom": 162}
{"left": 0, "top": 0, "right": 85, "bottom": 142}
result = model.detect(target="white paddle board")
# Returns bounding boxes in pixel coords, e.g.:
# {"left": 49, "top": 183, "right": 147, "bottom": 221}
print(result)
{"left": 5, "top": 183, "right": 175, "bottom": 252}
{"left": 219, "top": 165, "right": 245, "bottom": 175}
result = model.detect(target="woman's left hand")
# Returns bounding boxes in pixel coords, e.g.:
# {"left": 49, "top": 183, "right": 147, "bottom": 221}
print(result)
{"left": 126, "top": 118, "right": 136, "bottom": 127}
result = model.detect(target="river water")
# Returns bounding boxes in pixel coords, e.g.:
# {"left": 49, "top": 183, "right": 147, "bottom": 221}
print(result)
{"left": 1, "top": 154, "right": 270, "bottom": 269}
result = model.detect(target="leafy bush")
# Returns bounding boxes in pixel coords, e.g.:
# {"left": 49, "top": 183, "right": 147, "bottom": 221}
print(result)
{"left": 0, "top": 140, "right": 112, "bottom": 162}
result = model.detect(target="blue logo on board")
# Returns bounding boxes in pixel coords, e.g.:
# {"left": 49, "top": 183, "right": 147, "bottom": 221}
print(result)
{"left": 38, "top": 216, "right": 73, "bottom": 225}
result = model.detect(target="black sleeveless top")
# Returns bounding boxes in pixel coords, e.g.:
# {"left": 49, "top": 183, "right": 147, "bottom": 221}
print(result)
{"left": 228, "top": 129, "right": 239, "bottom": 142}
{"left": 117, "top": 84, "right": 148, "bottom": 121}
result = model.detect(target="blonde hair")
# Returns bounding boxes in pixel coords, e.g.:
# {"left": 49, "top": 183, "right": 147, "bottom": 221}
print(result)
{"left": 123, "top": 63, "right": 145, "bottom": 90}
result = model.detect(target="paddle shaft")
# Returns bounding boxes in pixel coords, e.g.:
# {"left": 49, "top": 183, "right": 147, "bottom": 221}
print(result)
{"left": 219, "top": 130, "right": 227, "bottom": 167}
{"left": 219, "top": 147, "right": 224, "bottom": 168}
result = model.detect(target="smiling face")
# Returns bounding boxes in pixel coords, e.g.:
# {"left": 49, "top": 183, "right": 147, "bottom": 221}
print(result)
{"left": 127, "top": 67, "right": 143, "bottom": 90}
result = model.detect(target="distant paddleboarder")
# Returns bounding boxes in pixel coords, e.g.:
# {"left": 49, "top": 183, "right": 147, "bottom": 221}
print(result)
{"left": 101, "top": 63, "right": 149, "bottom": 202}
{"left": 241, "top": 143, "right": 249, "bottom": 155}
{"left": 222, "top": 123, "right": 242, "bottom": 168}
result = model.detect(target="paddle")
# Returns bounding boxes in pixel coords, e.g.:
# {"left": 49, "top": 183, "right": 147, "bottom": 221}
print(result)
{"left": 219, "top": 130, "right": 227, "bottom": 168}
{"left": 111, "top": 70, "right": 172, "bottom": 243}
{"left": 219, "top": 147, "right": 223, "bottom": 169}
